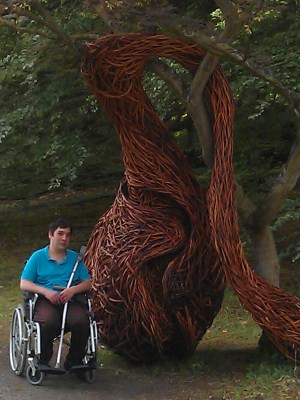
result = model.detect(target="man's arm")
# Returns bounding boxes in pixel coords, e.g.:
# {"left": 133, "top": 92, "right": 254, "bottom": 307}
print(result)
{"left": 20, "top": 279, "right": 61, "bottom": 304}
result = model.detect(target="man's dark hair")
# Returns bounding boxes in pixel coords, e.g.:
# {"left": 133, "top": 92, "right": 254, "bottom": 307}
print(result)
{"left": 48, "top": 219, "right": 72, "bottom": 234}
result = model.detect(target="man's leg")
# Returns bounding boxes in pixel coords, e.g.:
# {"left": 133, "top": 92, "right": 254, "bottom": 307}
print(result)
{"left": 65, "top": 301, "right": 89, "bottom": 366}
{"left": 34, "top": 298, "right": 61, "bottom": 364}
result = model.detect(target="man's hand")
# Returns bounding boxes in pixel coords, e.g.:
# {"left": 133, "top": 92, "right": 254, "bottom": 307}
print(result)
{"left": 58, "top": 287, "right": 75, "bottom": 304}
{"left": 44, "top": 289, "right": 62, "bottom": 304}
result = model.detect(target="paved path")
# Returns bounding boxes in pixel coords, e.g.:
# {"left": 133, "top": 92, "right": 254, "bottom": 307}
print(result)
{"left": 0, "top": 345, "right": 179, "bottom": 400}
{"left": 0, "top": 344, "right": 194, "bottom": 400}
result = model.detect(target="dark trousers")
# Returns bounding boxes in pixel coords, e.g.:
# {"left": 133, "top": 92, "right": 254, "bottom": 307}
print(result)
{"left": 34, "top": 297, "right": 89, "bottom": 365}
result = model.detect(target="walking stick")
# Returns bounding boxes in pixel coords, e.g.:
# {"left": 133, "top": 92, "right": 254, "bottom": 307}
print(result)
{"left": 54, "top": 246, "right": 86, "bottom": 369}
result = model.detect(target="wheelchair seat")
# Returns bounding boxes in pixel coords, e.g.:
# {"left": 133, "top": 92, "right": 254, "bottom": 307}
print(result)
{"left": 9, "top": 291, "right": 98, "bottom": 385}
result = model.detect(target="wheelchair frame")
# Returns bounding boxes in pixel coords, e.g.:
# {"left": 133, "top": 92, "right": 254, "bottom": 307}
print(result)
{"left": 9, "top": 292, "right": 98, "bottom": 385}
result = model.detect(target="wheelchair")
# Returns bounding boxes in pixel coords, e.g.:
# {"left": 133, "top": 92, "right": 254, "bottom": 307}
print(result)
{"left": 9, "top": 291, "right": 98, "bottom": 385}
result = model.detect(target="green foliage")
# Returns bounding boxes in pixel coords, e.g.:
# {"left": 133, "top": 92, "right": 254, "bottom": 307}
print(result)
{"left": 273, "top": 197, "right": 300, "bottom": 263}
{"left": 0, "top": 42, "right": 86, "bottom": 196}
{"left": 168, "top": 0, "right": 217, "bottom": 17}
{"left": 0, "top": 0, "right": 299, "bottom": 223}
{"left": 143, "top": 61, "right": 206, "bottom": 179}
{"left": 222, "top": 2, "right": 300, "bottom": 200}
{"left": 143, "top": 60, "right": 189, "bottom": 125}
{"left": 0, "top": 4, "right": 122, "bottom": 199}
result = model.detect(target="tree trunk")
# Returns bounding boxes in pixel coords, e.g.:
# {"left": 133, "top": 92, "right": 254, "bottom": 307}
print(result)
{"left": 248, "top": 226, "right": 280, "bottom": 287}
{"left": 237, "top": 185, "right": 281, "bottom": 287}
{"left": 249, "top": 227, "right": 282, "bottom": 354}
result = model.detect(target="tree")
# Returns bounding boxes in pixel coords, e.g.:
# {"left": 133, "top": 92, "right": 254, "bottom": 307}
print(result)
{"left": 0, "top": 0, "right": 123, "bottom": 198}
{"left": 1, "top": 0, "right": 300, "bottom": 290}
{"left": 87, "top": 0, "right": 300, "bottom": 289}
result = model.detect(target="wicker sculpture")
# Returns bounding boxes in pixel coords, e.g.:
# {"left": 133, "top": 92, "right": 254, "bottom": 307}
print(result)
{"left": 82, "top": 33, "right": 300, "bottom": 362}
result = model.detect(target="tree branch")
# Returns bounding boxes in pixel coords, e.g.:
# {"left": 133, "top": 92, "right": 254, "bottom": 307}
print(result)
{"left": 0, "top": 17, "right": 55, "bottom": 40}
{"left": 86, "top": 0, "right": 121, "bottom": 31}
{"left": 186, "top": 0, "right": 244, "bottom": 168}
{"left": 182, "top": 32, "right": 300, "bottom": 119}
{"left": 146, "top": 59, "right": 187, "bottom": 103}
{"left": 236, "top": 182, "right": 257, "bottom": 224}
{"left": 70, "top": 33, "right": 102, "bottom": 42}
{"left": 29, "top": 0, "right": 79, "bottom": 53}
{"left": 187, "top": 53, "right": 218, "bottom": 168}
{"left": 249, "top": 125, "right": 300, "bottom": 229}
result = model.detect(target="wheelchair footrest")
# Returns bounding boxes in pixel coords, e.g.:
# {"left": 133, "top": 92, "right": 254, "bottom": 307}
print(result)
{"left": 70, "top": 363, "right": 96, "bottom": 373}
{"left": 38, "top": 364, "right": 66, "bottom": 375}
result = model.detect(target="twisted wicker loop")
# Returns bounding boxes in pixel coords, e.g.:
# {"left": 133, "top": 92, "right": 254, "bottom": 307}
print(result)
{"left": 82, "top": 33, "right": 300, "bottom": 362}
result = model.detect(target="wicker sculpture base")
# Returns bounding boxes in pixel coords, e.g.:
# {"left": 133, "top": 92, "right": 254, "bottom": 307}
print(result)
{"left": 82, "top": 33, "right": 300, "bottom": 362}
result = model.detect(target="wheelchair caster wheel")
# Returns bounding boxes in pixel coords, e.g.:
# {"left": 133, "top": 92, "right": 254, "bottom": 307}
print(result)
{"left": 26, "top": 365, "right": 45, "bottom": 385}
{"left": 84, "top": 369, "right": 96, "bottom": 383}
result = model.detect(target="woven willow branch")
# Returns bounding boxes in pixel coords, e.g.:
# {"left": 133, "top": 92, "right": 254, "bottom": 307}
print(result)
{"left": 82, "top": 33, "right": 300, "bottom": 362}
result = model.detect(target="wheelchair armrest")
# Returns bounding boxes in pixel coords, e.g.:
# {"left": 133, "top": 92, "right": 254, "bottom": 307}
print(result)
{"left": 23, "top": 291, "right": 38, "bottom": 301}
{"left": 73, "top": 291, "right": 92, "bottom": 298}
{"left": 72, "top": 292, "right": 93, "bottom": 308}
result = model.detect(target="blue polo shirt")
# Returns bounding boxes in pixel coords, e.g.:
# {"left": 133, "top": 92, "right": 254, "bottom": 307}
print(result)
{"left": 21, "top": 245, "right": 90, "bottom": 291}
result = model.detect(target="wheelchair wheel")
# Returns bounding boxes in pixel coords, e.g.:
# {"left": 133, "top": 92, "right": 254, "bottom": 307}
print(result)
{"left": 9, "top": 306, "right": 27, "bottom": 376}
{"left": 84, "top": 369, "right": 96, "bottom": 383}
{"left": 26, "top": 365, "right": 45, "bottom": 385}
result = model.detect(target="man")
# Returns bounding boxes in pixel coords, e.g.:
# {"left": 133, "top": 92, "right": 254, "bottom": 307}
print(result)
{"left": 20, "top": 218, "right": 91, "bottom": 370}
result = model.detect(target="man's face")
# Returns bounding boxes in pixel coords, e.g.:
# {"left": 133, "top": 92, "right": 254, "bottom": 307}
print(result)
{"left": 49, "top": 226, "right": 71, "bottom": 251}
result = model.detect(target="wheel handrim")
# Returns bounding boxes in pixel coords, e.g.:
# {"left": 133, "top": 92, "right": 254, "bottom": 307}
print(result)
{"left": 9, "top": 307, "right": 27, "bottom": 375}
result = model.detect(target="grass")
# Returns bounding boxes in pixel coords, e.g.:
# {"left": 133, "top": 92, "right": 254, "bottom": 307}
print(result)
{"left": 0, "top": 272, "right": 22, "bottom": 345}
{"left": 0, "top": 192, "right": 299, "bottom": 399}
{"left": 87, "top": 290, "right": 300, "bottom": 400}
{"left": 1, "top": 274, "right": 299, "bottom": 399}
